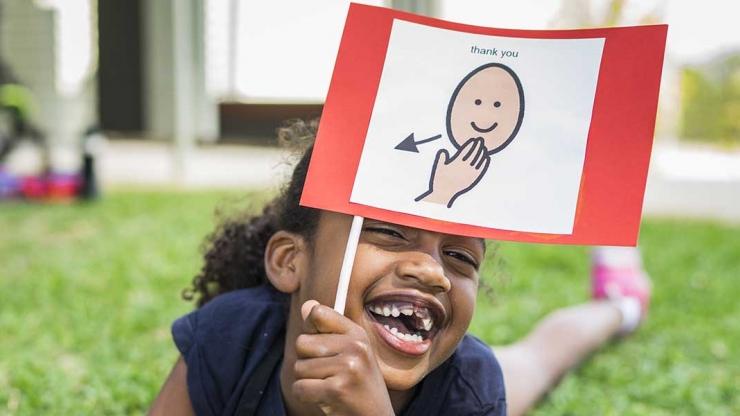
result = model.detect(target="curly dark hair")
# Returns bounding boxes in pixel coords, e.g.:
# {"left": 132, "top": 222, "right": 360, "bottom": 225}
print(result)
{"left": 182, "top": 119, "right": 503, "bottom": 307}
{"left": 182, "top": 119, "right": 321, "bottom": 307}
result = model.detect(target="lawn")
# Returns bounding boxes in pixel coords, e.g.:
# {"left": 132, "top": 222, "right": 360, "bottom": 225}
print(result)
{"left": 0, "top": 190, "right": 738, "bottom": 415}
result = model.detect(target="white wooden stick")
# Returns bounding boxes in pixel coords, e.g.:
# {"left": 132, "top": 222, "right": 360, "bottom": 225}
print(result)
{"left": 333, "top": 215, "right": 364, "bottom": 314}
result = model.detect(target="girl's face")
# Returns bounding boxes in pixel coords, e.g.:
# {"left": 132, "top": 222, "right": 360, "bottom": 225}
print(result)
{"left": 299, "top": 212, "right": 484, "bottom": 391}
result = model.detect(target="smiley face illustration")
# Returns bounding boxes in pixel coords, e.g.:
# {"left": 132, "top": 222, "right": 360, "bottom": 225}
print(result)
{"left": 415, "top": 63, "right": 525, "bottom": 208}
{"left": 446, "top": 63, "right": 524, "bottom": 154}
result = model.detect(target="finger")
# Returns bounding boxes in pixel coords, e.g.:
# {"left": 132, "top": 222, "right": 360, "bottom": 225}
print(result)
{"left": 433, "top": 148, "right": 450, "bottom": 169}
{"left": 295, "top": 333, "right": 345, "bottom": 358}
{"left": 302, "top": 301, "right": 356, "bottom": 335}
{"left": 454, "top": 138, "right": 476, "bottom": 161}
{"left": 292, "top": 378, "right": 337, "bottom": 409}
{"left": 301, "top": 300, "right": 322, "bottom": 334}
{"left": 301, "top": 299, "right": 321, "bottom": 320}
{"left": 476, "top": 153, "right": 491, "bottom": 171}
{"left": 470, "top": 138, "right": 485, "bottom": 166}
{"left": 461, "top": 138, "right": 478, "bottom": 161}
{"left": 294, "top": 356, "right": 344, "bottom": 380}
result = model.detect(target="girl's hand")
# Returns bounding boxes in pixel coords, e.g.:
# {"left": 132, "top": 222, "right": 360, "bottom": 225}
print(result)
{"left": 415, "top": 138, "right": 491, "bottom": 208}
{"left": 293, "top": 300, "right": 395, "bottom": 416}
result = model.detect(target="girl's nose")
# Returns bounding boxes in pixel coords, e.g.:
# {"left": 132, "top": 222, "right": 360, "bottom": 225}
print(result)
{"left": 394, "top": 252, "right": 451, "bottom": 293}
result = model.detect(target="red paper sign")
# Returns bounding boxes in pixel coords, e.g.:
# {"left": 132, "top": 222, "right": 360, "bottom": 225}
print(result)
{"left": 301, "top": 3, "right": 667, "bottom": 246}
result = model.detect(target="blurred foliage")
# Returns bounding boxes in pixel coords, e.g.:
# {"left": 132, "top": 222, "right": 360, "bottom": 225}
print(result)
{"left": 553, "top": 0, "right": 661, "bottom": 29}
{"left": 680, "top": 53, "right": 740, "bottom": 146}
{"left": 0, "top": 190, "right": 739, "bottom": 414}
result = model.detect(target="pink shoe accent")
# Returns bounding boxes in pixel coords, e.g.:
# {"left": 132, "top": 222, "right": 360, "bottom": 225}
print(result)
{"left": 591, "top": 247, "right": 651, "bottom": 316}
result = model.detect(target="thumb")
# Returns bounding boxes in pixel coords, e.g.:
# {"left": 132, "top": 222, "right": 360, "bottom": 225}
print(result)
{"left": 433, "top": 149, "right": 450, "bottom": 168}
{"left": 301, "top": 299, "right": 321, "bottom": 321}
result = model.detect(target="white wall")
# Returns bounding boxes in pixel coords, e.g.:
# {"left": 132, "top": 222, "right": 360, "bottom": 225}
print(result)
{"left": 207, "top": 0, "right": 388, "bottom": 103}
{"left": 144, "top": 0, "right": 217, "bottom": 144}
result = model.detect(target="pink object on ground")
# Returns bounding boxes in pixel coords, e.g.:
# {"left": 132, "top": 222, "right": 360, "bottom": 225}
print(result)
{"left": 18, "top": 174, "right": 82, "bottom": 200}
{"left": 47, "top": 173, "right": 81, "bottom": 200}
{"left": 591, "top": 246, "right": 652, "bottom": 316}
{"left": 20, "top": 175, "right": 48, "bottom": 199}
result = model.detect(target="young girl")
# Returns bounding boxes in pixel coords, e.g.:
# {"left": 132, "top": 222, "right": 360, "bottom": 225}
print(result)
{"left": 149, "top": 120, "right": 650, "bottom": 416}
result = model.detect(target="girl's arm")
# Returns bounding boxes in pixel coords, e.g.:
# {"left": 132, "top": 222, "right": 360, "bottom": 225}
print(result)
{"left": 148, "top": 357, "right": 196, "bottom": 416}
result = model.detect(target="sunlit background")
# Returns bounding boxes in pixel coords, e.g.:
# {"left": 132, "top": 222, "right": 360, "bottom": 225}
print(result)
{"left": 1, "top": 0, "right": 738, "bottom": 206}
{"left": 1, "top": 1, "right": 739, "bottom": 414}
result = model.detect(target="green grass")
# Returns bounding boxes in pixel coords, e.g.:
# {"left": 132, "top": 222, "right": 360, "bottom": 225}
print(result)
{"left": 1, "top": 190, "right": 738, "bottom": 415}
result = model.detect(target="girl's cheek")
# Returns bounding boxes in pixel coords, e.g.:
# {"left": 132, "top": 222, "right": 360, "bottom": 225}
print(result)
{"left": 450, "top": 279, "right": 478, "bottom": 324}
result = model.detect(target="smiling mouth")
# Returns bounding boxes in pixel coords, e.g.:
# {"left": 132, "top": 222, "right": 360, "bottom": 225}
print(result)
{"left": 364, "top": 295, "right": 445, "bottom": 356}
{"left": 471, "top": 121, "right": 498, "bottom": 133}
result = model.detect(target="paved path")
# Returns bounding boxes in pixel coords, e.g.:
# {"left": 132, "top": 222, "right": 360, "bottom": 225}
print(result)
{"left": 99, "top": 141, "right": 293, "bottom": 190}
{"left": 644, "top": 143, "right": 740, "bottom": 223}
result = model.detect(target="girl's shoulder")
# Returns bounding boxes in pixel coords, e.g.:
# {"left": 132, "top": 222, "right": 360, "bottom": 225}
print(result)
{"left": 173, "top": 285, "right": 288, "bottom": 353}
{"left": 171, "top": 285, "right": 288, "bottom": 415}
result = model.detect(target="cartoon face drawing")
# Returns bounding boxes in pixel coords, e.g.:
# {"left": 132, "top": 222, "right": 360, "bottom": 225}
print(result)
{"left": 446, "top": 63, "right": 524, "bottom": 154}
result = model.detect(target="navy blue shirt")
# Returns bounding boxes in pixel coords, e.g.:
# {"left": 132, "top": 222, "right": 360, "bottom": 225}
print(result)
{"left": 173, "top": 285, "right": 507, "bottom": 415}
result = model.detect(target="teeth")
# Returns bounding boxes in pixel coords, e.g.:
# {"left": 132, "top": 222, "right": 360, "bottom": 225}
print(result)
{"left": 383, "top": 325, "right": 425, "bottom": 344}
{"left": 369, "top": 302, "right": 435, "bottom": 332}
{"left": 422, "top": 318, "right": 432, "bottom": 331}
{"left": 414, "top": 307, "right": 430, "bottom": 319}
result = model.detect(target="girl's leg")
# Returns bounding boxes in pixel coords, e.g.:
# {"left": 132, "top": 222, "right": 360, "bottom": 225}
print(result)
{"left": 497, "top": 246, "right": 650, "bottom": 416}
{"left": 495, "top": 301, "right": 622, "bottom": 416}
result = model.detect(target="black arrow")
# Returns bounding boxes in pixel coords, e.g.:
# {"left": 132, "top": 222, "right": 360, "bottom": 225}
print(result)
{"left": 394, "top": 133, "right": 442, "bottom": 153}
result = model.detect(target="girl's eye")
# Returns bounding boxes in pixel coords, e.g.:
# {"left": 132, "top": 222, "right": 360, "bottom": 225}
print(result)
{"left": 365, "top": 226, "right": 406, "bottom": 240}
{"left": 444, "top": 250, "right": 479, "bottom": 269}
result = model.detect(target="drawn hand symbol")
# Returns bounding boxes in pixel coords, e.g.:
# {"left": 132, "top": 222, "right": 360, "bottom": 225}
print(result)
{"left": 415, "top": 138, "right": 491, "bottom": 208}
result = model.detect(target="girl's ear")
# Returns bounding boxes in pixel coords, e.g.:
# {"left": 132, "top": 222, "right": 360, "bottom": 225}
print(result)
{"left": 264, "top": 231, "right": 308, "bottom": 294}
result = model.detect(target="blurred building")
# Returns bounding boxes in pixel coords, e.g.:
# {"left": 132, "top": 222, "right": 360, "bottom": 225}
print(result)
{"left": 0, "top": 0, "right": 96, "bottom": 171}
{"left": 1, "top": 0, "right": 738, "bottom": 155}
{"left": 1, "top": 1, "right": 397, "bottom": 151}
